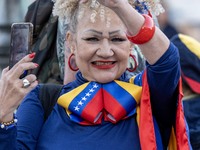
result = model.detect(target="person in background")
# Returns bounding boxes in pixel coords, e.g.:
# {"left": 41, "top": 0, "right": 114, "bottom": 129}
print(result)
{"left": 25, "top": 0, "right": 63, "bottom": 84}
{"left": 171, "top": 33, "right": 200, "bottom": 150}
{"left": 0, "top": 0, "right": 192, "bottom": 149}
{"left": 157, "top": 1, "right": 178, "bottom": 39}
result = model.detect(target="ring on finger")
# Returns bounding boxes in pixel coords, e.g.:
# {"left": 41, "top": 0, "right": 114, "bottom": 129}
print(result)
{"left": 22, "top": 78, "right": 31, "bottom": 88}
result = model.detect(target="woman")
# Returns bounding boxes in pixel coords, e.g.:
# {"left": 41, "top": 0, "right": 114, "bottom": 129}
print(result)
{"left": 171, "top": 33, "right": 200, "bottom": 149}
{"left": 0, "top": 0, "right": 191, "bottom": 149}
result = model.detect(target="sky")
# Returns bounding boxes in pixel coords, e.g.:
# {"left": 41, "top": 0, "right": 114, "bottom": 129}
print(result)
{"left": 166, "top": 0, "right": 200, "bottom": 26}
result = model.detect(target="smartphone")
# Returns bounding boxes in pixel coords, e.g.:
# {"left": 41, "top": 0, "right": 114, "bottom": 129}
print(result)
{"left": 9, "top": 22, "right": 33, "bottom": 78}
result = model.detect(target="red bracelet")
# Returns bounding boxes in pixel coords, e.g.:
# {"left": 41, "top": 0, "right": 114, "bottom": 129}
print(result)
{"left": 126, "top": 14, "right": 155, "bottom": 44}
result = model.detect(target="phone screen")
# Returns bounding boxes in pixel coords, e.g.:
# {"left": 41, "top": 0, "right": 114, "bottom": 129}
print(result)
{"left": 9, "top": 23, "right": 33, "bottom": 78}
{"left": 9, "top": 22, "right": 33, "bottom": 68}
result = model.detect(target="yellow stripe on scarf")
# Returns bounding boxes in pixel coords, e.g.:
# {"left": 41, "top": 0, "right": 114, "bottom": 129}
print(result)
{"left": 128, "top": 76, "right": 141, "bottom": 126}
{"left": 58, "top": 82, "right": 90, "bottom": 115}
{"left": 115, "top": 80, "right": 142, "bottom": 104}
{"left": 168, "top": 127, "right": 177, "bottom": 150}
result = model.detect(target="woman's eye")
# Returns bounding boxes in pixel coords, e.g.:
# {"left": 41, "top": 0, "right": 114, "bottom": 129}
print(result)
{"left": 111, "top": 37, "right": 126, "bottom": 42}
{"left": 84, "top": 37, "right": 99, "bottom": 41}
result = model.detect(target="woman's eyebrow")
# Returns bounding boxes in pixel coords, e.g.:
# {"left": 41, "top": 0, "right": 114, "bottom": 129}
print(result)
{"left": 84, "top": 29, "right": 121, "bottom": 36}
{"left": 85, "top": 29, "right": 102, "bottom": 35}
{"left": 109, "top": 30, "right": 121, "bottom": 35}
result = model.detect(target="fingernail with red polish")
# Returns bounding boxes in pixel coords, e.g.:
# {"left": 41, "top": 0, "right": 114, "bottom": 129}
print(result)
{"left": 34, "top": 63, "right": 39, "bottom": 67}
{"left": 29, "top": 52, "right": 36, "bottom": 58}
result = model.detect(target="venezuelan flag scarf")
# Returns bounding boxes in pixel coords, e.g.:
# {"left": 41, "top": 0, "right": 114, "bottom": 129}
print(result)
{"left": 58, "top": 80, "right": 141, "bottom": 125}
{"left": 58, "top": 71, "right": 192, "bottom": 149}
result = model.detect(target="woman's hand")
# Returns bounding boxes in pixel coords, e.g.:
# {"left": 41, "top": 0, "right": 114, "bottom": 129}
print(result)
{"left": 0, "top": 53, "right": 38, "bottom": 122}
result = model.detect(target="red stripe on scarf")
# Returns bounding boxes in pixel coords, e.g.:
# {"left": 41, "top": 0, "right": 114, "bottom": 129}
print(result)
{"left": 103, "top": 89, "right": 127, "bottom": 123}
{"left": 81, "top": 89, "right": 104, "bottom": 124}
{"left": 176, "top": 78, "right": 191, "bottom": 150}
{"left": 139, "top": 70, "right": 157, "bottom": 150}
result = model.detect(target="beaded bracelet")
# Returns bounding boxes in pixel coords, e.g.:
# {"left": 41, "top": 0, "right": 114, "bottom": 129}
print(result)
{"left": 126, "top": 14, "right": 155, "bottom": 44}
{"left": 0, "top": 113, "right": 18, "bottom": 130}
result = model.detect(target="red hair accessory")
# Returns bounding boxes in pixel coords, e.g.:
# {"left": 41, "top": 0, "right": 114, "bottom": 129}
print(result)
{"left": 126, "top": 14, "right": 155, "bottom": 44}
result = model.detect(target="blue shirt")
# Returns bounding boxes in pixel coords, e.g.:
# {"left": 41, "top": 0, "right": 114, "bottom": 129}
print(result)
{"left": 0, "top": 43, "right": 180, "bottom": 150}
{"left": 183, "top": 95, "right": 200, "bottom": 149}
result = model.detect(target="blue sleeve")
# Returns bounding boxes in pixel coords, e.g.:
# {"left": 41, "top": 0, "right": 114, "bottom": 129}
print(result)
{"left": 0, "top": 127, "right": 17, "bottom": 150}
{"left": 146, "top": 42, "right": 181, "bottom": 144}
{"left": 0, "top": 85, "right": 44, "bottom": 150}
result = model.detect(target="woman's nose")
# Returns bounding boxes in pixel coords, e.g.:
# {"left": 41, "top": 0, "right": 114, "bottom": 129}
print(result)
{"left": 96, "top": 39, "right": 114, "bottom": 57}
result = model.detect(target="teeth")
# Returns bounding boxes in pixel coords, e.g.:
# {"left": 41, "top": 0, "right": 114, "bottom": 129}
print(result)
{"left": 94, "top": 62, "right": 113, "bottom": 65}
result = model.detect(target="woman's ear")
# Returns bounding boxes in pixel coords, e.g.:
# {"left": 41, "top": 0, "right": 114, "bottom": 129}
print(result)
{"left": 129, "top": 43, "right": 135, "bottom": 54}
{"left": 66, "top": 31, "right": 72, "bottom": 46}
{"left": 66, "top": 31, "right": 75, "bottom": 53}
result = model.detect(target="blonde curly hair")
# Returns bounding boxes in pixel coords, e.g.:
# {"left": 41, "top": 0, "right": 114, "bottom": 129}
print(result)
{"left": 52, "top": 0, "right": 164, "bottom": 32}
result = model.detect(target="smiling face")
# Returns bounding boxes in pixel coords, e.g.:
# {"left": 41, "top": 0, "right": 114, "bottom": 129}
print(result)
{"left": 69, "top": 8, "right": 132, "bottom": 83}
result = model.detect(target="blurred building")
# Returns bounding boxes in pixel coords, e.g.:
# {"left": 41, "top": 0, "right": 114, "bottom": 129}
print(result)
{"left": 0, "top": 0, "right": 34, "bottom": 75}
{"left": 165, "top": 0, "right": 200, "bottom": 41}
